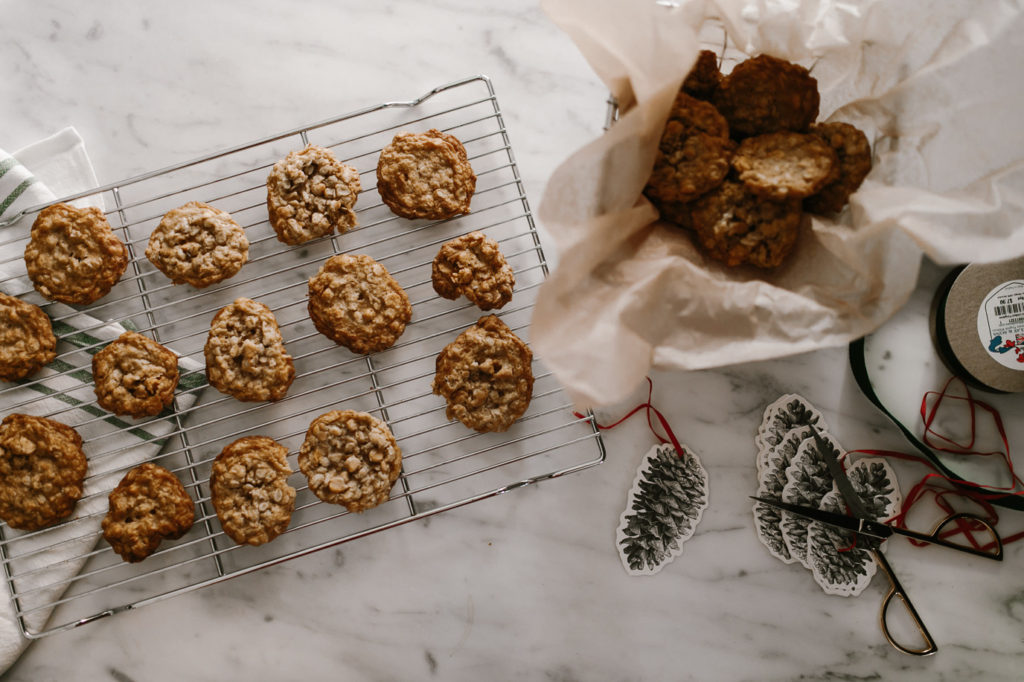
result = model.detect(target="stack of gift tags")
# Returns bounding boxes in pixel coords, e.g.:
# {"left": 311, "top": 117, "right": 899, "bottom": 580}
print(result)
{"left": 752, "top": 395, "right": 903, "bottom": 596}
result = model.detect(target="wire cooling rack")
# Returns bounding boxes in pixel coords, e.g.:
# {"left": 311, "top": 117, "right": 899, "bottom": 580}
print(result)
{"left": 0, "top": 75, "right": 605, "bottom": 638}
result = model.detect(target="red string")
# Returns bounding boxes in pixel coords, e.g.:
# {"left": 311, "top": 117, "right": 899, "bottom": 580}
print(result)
{"left": 851, "top": 377, "right": 1024, "bottom": 552}
{"left": 573, "top": 377, "right": 687, "bottom": 458}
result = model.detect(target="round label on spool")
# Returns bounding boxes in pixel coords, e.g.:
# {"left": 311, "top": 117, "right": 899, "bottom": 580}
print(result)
{"left": 979, "top": 279, "right": 1024, "bottom": 371}
{"left": 941, "top": 257, "right": 1024, "bottom": 393}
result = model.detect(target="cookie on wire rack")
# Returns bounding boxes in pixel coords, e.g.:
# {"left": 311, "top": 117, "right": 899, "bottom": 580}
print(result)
{"left": 376, "top": 129, "right": 476, "bottom": 220}
{"left": 432, "top": 231, "right": 515, "bottom": 311}
{"left": 298, "top": 410, "right": 402, "bottom": 513}
{"left": 102, "top": 462, "right": 195, "bottom": 563}
{"left": 307, "top": 253, "right": 411, "bottom": 354}
{"left": 432, "top": 314, "right": 534, "bottom": 433}
{"left": 145, "top": 201, "right": 249, "bottom": 288}
{"left": 210, "top": 436, "right": 296, "bottom": 546}
{"left": 24, "top": 203, "right": 129, "bottom": 305}
{"left": 204, "top": 298, "right": 295, "bottom": 402}
{"left": 0, "top": 292, "right": 57, "bottom": 382}
{"left": 92, "top": 331, "right": 180, "bottom": 418}
{"left": 0, "top": 414, "right": 87, "bottom": 531}
{"left": 266, "top": 144, "right": 362, "bottom": 245}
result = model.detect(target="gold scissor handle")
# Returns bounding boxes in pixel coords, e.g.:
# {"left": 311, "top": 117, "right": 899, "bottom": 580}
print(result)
{"left": 874, "top": 550, "right": 938, "bottom": 656}
{"left": 928, "top": 513, "right": 1004, "bottom": 560}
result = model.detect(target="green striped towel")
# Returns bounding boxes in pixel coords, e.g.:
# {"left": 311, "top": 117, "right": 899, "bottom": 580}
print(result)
{"left": 0, "top": 130, "right": 204, "bottom": 658}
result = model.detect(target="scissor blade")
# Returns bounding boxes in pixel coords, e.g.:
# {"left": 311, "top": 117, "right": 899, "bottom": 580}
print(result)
{"left": 750, "top": 496, "right": 893, "bottom": 540}
{"left": 810, "top": 426, "right": 872, "bottom": 520}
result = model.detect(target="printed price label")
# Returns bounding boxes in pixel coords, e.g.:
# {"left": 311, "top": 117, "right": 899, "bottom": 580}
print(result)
{"left": 978, "top": 279, "right": 1024, "bottom": 371}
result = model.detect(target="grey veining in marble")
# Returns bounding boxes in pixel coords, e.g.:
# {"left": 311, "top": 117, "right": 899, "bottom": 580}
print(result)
{"left": 3, "top": 1, "right": 1024, "bottom": 680}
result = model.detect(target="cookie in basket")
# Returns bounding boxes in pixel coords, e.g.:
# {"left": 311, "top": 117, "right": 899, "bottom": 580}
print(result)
{"left": 689, "top": 180, "right": 803, "bottom": 269}
{"left": 210, "top": 436, "right": 296, "bottom": 546}
{"left": 432, "top": 231, "right": 515, "bottom": 311}
{"left": 805, "top": 122, "right": 873, "bottom": 215}
{"left": 712, "top": 54, "right": 819, "bottom": 138}
{"left": 266, "top": 144, "right": 362, "bottom": 245}
{"left": 298, "top": 410, "right": 402, "bottom": 513}
{"left": 102, "top": 462, "right": 195, "bottom": 563}
{"left": 307, "top": 253, "right": 411, "bottom": 354}
{"left": 375, "top": 129, "right": 476, "bottom": 220}
{"left": 205, "top": 298, "right": 295, "bottom": 402}
{"left": 0, "top": 414, "right": 87, "bottom": 531}
{"left": 432, "top": 314, "right": 534, "bottom": 433}
{"left": 92, "top": 331, "right": 180, "bottom": 418}
{"left": 0, "top": 292, "right": 57, "bottom": 382}
{"left": 682, "top": 49, "right": 722, "bottom": 101}
{"left": 24, "top": 203, "right": 129, "bottom": 305}
{"left": 145, "top": 201, "right": 249, "bottom": 287}
{"left": 731, "top": 131, "right": 838, "bottom": 200}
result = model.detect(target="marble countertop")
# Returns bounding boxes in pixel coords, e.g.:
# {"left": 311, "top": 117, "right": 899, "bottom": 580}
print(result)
{"left": 3, "top": 2, "right": 1023, "bottom": 680}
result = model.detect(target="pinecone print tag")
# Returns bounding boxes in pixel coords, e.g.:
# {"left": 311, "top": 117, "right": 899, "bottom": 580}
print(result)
{"left": 616, "top": 443, "right": 709, "bottom": 576}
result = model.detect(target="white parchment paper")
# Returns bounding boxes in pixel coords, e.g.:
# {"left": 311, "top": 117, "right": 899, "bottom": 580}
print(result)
{"left": 533, "top": 0, "right": 1024, "bottom": 408}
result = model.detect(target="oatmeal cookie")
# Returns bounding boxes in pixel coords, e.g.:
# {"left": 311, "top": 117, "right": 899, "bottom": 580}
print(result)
{"left": 307, "top": 254, "right": 411, "bottom": 354}
{"left": 145, "top": 201, "right": 249, "bottom": 288}
{"left": 298, "top": 410, "right": 402, "bottom": 513}
{"left": 0, "top": 414, "right": 86, "bottom": 530}
{"left": 432, "top": 232, "right": 515, "bottom": 311}
{"left": 102, "top": 463, "right": 194, "bottom": 563}
{"left": 732, "top": 132, "right": 838, "bottom": 200}
{"left": 650, "top": 198, "right": 694, "bottom": 231}
{"left": 25, "top": 203, "right": 129, "bottom": 305}
{"left": 690, "top": 180, "right": 803, "bottom": 268}
{"left": 376, "top": 129, "right": 476, "bottom": 220}
{"left": 210, "top": 436, "right": 296, "bottom": 546}
{"left": 805, "top": 122, "right": 873, "bottom": 215}
{"left": 666, "top": 92, "right": 729, "bottom": 139}
{"left": 0, "top": 292, "right": 57, "bottom": 382}
{"left": 92, "top": 331, "right": 179, "bottom": 418}
{"left": 712, "top": 54, "right": 819, "bottom": 138}
{"left": 645, "top": 121, "right": 733, "bottom": 204}
{"left": 205, "top": 298, "right": 295, "bottom": 402}
{"left": 682, "top": 50, "right": 722, "bottom": 101}
{"left": 432, "top": 315, "right": 534, "bottom": 433}
{"left": 266, "top": 144, "right": 362, "bottom": 245}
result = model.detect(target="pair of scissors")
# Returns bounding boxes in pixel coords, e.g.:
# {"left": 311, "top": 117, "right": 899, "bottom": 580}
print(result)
{"left": 753, "top": 427, "right": 1003, "bottom": 656}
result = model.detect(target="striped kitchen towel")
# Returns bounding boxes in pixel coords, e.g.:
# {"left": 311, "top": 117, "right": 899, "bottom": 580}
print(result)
{"left": 0, "top": 130, "right": 205, "bottom": 664}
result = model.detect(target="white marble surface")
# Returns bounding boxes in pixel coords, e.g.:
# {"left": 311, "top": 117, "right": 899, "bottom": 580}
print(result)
{"left": 3, "top": 1, "right": 1024, "bottom": 680}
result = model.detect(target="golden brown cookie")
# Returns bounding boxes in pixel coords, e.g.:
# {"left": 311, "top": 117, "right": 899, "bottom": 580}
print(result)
{"left": 666, "top": 92, "right": 730, "bottom": 139}
{"left": 682, "top": 50, "right": 722, "bottom": 101}
{"left": 298, "top": 410, "right": 402, "bottom": 513}
{"left": 376, "top": 129, "right": 476, "bottom": 220}
{"left": 102, "top": 462, "right": 195, "bottom": 563}
{"left": 92, "top": 331, "right": 179, "bottom": 418}
{"left": 25, "top": 203, "right": 129, "bottom": 304}
{"left": 732, "top": 132, "right": 838, "bottom": 200}
{"left": 432, "top": 315, "right": 534, "bottom": 433}
{"left": 432, "top": 232, "right": 515, "bottom": 311}
{"left": 0, "top": 414, "right": 87, "bottom": 531}
{"left": 307, "top": 254, "right": 411, "bottom": 354}
{"left": 805, "top": 122, "right": 873, "bottom": 215}
{"left": 145, "top": 201, "right": 249, "bottom": 287}
{"left": 266, "top": 144, "right": 362, "bottom": 245}
{"left": 690, "top": 180, "right": 803, "bottom": 268}
{"left": 645, "top": 121, "right": 734, "bottom": 204}
{"left": 204, "top": 298, "right": 295, "bottom": 402}
{"left": 210, "top": 436, "right": 296, "bottom": 546}
{"left": 712, "top": 54, "right": 819, "bottom": 138}
{"left": 0, "top": 292, "right": 57, "bottom": 382}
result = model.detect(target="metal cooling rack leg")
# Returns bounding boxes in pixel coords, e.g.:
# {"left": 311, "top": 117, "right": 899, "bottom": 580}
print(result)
{"left": 113, "top": 187, "right": 225, "bottom": 579}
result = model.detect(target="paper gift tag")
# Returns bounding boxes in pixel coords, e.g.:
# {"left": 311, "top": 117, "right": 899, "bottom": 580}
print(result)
{"left": 617, "top": 443, "right": 709, "bottom": 576}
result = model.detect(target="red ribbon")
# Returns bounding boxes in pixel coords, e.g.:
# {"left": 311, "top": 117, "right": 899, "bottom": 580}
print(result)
{"left": 573, "top": 377, "right": 687, "bottom": 458}
{"left": 850, "top": 377, "right": 1024, "bottom": 552}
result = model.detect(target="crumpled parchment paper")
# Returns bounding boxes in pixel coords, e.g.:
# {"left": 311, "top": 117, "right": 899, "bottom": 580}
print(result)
{"left": 532, "top": 0, "right": 1024, "bottom": 408}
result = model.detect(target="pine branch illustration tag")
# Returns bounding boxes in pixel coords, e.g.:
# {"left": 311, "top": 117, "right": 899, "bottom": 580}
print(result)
{"left": 616, "top": 443, "right": 709, "bottom": 576}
